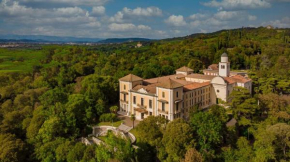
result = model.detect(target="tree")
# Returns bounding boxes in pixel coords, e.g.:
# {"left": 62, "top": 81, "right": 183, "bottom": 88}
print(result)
{"left": 190, "top": 112, "right": 223, "bottom": 159}
{"left": 99, "top": 131, "right": 134, "bottom": 162}
{"left": 131, "top": 114, "right": 136, "bottom": 128}
{"left": 253, "top": 124, "right": 276, "bottom": 162}
{"left": 136, "top": 116, "right": 166, "bottom": 147}
{"left": 267, "top": 123, "right": 290, "bottom": 160}
{"left": 66, "top": 143, "right": 86, "bottom": 162}
{"left": 162, "top": 118, "right": 194, "bottom": 161}
{"left": 0, "top": 134, "right": 26, "bottom": 162}
{"left": 234, "top": 137, "right": 254, "bottom": 162}
{"left": 184, "top": 148, "right": 203, "bottom": 162}
{"left": 110, "top": 106, "right": 118, "bottom": 114}
{"left": 65, "top": 94, "right": 93, "bottom": 133}
{"left": 82, "top": 145, "right": 97, "bottom": 162}
{"left": 208, "top": 105, "right": 228, "bottom": 123}
{"left": 55, "top": 140, "right": 73, "bottom": 162}
{"left": 187, "top": 59, "right": 203, "bottom": 73}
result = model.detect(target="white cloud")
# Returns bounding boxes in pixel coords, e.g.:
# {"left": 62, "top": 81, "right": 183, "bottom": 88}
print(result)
{"left": 214, "top": 11, "right": 241, "bottom": 20}
{"left": 108, "top": 23, "right": 151, "bottom": 32}
{"left": 53, "top": 7, "right": 87, "bottom": 16}
{"left": 137, "top": 25, "right": 151, "bottom": 30}
{"left": 262, "top": 17, "right": 290, "bottom": 28}
{"left": 189, "top": 13, "right": 208, "bottom": 20}
{"left": 110, "top": 6, "right": 162, "bottom": 23}
{"left": 248, "top": 15, "right": 257, "bottom": 21}
{"left": 109, "top": 11, "right": 124, "bottom": 22}
{"left": 18, "top": 0, "right": 108, "bottom": 6}
{"left": 165, "top": 15, "right": 187, "bottom": 27}
{"left": 91, "top": 6, "right": 105, "bottom": 15}
{"left": 205, "top": 17, "right": 223, "bottom": 26}
{"left": 203, "top": 0, "right": 271, "bottom": 10}
{"left": 190, "top": 20, "right": 202, "bottom": 27}
{"left": 122, "top": 7, "right": 162, "bottom": 17}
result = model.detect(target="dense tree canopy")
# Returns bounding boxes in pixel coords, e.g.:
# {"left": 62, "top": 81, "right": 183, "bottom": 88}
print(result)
{"left": 0, "top": 27, "right": 289, "bottom": 161}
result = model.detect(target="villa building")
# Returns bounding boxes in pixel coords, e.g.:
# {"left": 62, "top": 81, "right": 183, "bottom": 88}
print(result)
{"left": 119, "top": 53, "right": 252, "bottom": 121}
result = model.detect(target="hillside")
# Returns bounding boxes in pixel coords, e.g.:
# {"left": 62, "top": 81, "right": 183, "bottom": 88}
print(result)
{"left": 0, "top": 27, "right": 290, "bottom": 161}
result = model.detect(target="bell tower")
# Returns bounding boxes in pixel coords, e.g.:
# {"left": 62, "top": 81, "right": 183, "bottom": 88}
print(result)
{"left": 219, "top": 53, "right": 230, "bottom": 77}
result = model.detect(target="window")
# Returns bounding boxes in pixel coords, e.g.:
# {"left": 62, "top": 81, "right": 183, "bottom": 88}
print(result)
{"left": 150, "top": 112, "right": 152, "bottom": 116}
{"left": 133, "top": 96, "right": 136, "bottom": 104}
{"left": 176, "top": 103, "right": 179, "bottom": 111}
{"left": 217, "top": 90, "right": 220, "bottom": 93}
{"left": 221, "top": 65, "right": 225, "bottom": 69}
{"left": 141, "top": 98, "right": 144, "bottom": 106}
{"left": 176, "top": 91, "right": 179, "bottom": 98}
{"left": 124, "top": 94, "right": 126, "bottom": 101}
{"left": 162, "top": 103, "right": 165, "bottom": 111}
{"left": 149, "top": 100, "right": 152, "bottom": 108}
{"left": 124, "top": 85, "right": 126, "bottom": 90}
{"left": 162, "top": 92, "right": 165, "bottom": 98}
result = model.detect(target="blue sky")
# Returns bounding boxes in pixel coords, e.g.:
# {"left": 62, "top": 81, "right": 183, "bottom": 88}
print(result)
{"left": 0, "top": 0, "right": 289, "bottom": 39}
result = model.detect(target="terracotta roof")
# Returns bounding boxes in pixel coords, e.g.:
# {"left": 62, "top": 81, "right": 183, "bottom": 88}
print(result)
{"left": 132, "top": 84, "right": 157, "bottom": 94}
{"left": 144, "top": 74, "right": 191, "bottom": 86}
{"left": 224, "top": 75, "right": 251, "bottom": 84}
{"left": 203, "top": 69, "right": 219, "bottom": 73}
{"left": 119, "top": 74, "right": 143, "bottom": 82}
{"left": 157, "top": 78, "right": 184, "bottom": 89}
{"left": 224, "top": 77, "right": 236, "bottom": 84}
{"left": 176, "top": 66, "right": 194, "bottom": 72}
{"left": 208, "top": 64, "right": 219, "bottom": 70}
{"left": 231, "top": 75, "right": 251, "bottom": 83}
{"left": 186, "top": 74, "right": 216, "bottom": 80}
{"left": 183, "top": 82, "right": 211, "bottom": 91}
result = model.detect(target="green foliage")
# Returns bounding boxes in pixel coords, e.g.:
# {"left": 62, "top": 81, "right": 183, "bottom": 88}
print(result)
{"left": 96, "top": 131, "right": 134, "bottom": 162}
{"left": 0, "top": 27, "right": 290, "bottom": 161}
{"left": 190, "top": 112, "right": 223, "bottom": 159}
{"left": 135, "top": 116, "right": 167, "bottom": 147}
{"left": 0, "top": 133, "right": 26, "bottom": 162}
{"left": 162, "top": 118, "right": 194, "bottom": 161}
{"left": 184, "top": 148, "right": 203, "bottom": 162}
{"left": 99, "top": 113, "right": 118, "bottom": 122}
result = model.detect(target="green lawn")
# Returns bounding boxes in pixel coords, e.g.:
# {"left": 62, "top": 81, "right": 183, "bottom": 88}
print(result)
{"left": 97, "top": 120, "right": 122, "bottom": 127}
{"left": 129, "top": 128, "right": 140, "bottom": 143}
{"left": 97, "top": 136, "right": 107, "bottom": 141}
{"left": 0, "top": 48, "right": 47, "bottom": 73}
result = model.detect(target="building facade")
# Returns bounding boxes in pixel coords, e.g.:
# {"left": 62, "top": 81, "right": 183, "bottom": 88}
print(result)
{"left": 119, "top": 53, "right": 252, "bottom": 121}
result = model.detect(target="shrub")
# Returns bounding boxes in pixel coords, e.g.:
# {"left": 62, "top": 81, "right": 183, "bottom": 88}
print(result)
{"left": 99, "top": 113, "right": 118, "bottom": 122}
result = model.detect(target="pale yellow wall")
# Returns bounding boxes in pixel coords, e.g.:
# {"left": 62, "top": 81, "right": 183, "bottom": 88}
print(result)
{"left": 182, "top": 85, "right": 213, "bottom": 119}
{"left": 119, "top": 81, "right": 130, "bottom": 101}
{"left": 172, "top": 87, "right": 183, "bottom": 114}
{"left": 157, "top": 88, "right": 170, "bottom": 115}
{"left": 131, "top": 93, "right": 155, "bottom": 111}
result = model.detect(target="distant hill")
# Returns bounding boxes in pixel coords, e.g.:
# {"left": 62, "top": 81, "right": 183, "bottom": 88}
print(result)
{"left": 0, "top": 35, "right": 152, "bottom": 44}
{"left": 98, "top": 38, "right": 151, "bottom": 44}
{"left": 0, "top": 34, "right": 103, "bottom": 43}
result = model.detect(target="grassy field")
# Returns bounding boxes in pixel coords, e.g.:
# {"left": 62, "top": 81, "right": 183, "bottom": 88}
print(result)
{"left": 0, "top": 48, "right": 47, "bottom": 73}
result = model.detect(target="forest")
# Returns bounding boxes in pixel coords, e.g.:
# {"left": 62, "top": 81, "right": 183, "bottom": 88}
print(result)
{"left": 0, "top": 27, "right": 290, "bottom": 162}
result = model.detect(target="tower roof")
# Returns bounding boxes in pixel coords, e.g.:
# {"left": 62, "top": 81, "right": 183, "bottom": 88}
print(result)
{"left": 221, "top": 53, "right": 228, "bottom": 57}
{"left": 176, "top": 66, "right": 194, "bottom": 72}
{"left": 119, "top": 74, "right": 143, "bottom": 82}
